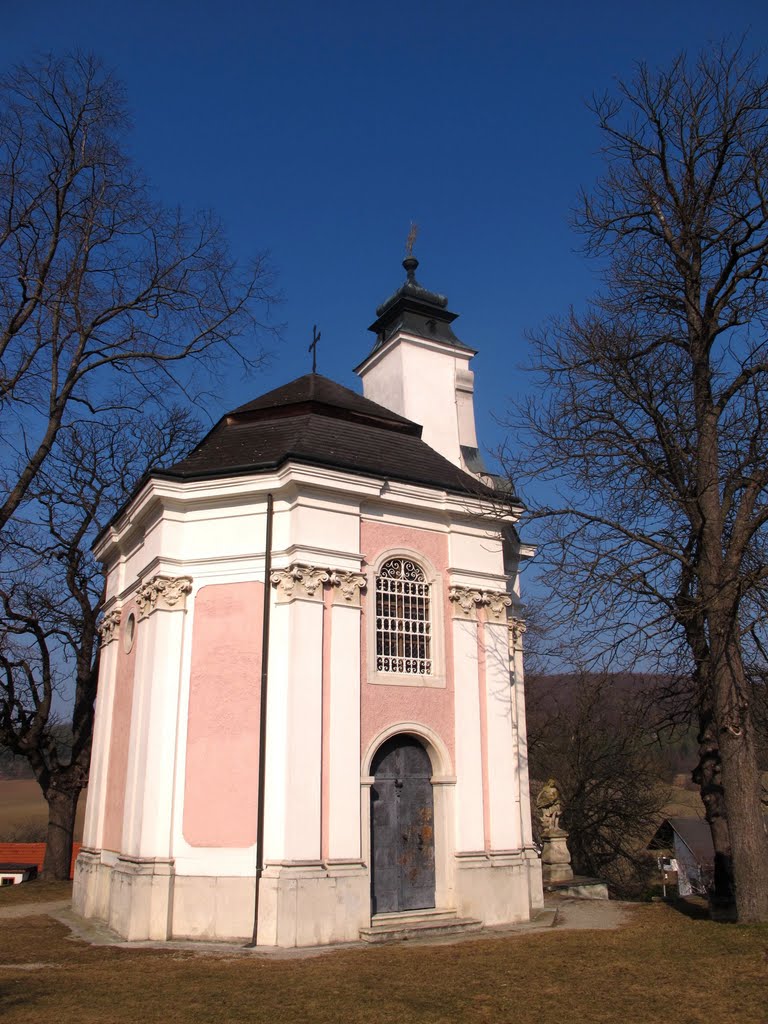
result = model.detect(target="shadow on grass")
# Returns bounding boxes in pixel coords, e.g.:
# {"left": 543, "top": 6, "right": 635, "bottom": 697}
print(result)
{"left": 666, "top": 896, "right": 714, "bottom": 921}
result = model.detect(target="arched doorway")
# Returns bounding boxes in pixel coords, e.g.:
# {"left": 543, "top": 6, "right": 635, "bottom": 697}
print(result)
{"left": 370, "top": 734, "right": 435, "bottom": 914}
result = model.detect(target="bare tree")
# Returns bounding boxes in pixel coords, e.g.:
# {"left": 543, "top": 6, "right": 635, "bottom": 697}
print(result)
{"left": 0, "top": 409, "right": 199, "bottom": 877}
{"left": 0, "top": 52, "right": 275, "bottom": 534}
{"left": 506, "top": 44, "right": 768, "bottom": 921}
{"left": 527, "top": 673, "right": 667, "bottom": 897}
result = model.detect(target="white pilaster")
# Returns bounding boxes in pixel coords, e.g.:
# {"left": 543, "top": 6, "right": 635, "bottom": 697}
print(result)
{"left": 262, "top": 599, "right": 289, "bottom": 863}
{"left": 82, "top": 612, "right": 121, "bottom": 850}
{"left": 482, "top": 618, "right": 520, "bottom": 851}
{"left": 327, "top": 600, "right": 361, "bottom": 860}
{"left": 122, "top": 576, "right": 191, "bottom": 859}
{"left": 451, "top": 614, "right": 485, "bottom": 853}
{"left": 510, "top": 618, "right": 533, "bottom": 847}
{"left": 284, "top": 597, "right": 323, "bottom": 860}
{"left": 265, "top": 569, "right": 325, "bottom": 863}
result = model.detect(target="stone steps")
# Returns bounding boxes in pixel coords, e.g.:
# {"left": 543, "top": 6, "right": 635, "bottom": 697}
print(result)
{"left": 543, "top": 876, "right": 609, "bottom": 900}
{"left": 360, "top": 909, "right": 483, "bottom": 944}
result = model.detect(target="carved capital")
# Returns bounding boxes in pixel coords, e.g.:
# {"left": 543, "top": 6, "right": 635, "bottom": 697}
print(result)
{"left": 302, "top": 566, "right": 331, "bottom": 597}
{"left": 508, "top": 616, "right": 527, "bottom": 648}
{"left": 482, "top": 590, "right": 513, "bottom": 620}
{"left": 136, "top": 575, "right": 193, "bottom": 619}
{"left": 449, "top": 586, "right": 484, "bottom": 618}
{"left": 328, "top": 570, "right": 367, "bottom": 605}
{"left": 97, "top": 609, "right": 121, "bottom": 645}
{"left": 271, "top": 563, "right": 329, "bottom": 602}
{"left": 270, "top": 563, "right": 304, "bottom": 599}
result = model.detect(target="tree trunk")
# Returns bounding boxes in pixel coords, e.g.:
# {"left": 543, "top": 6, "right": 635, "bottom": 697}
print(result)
{"left": 42, "top": 784, "right": 81, "bottom": 880}
{"left": 692, "top": 704, "right": 735, "bottom": 918}
{"left": 712, "top": 639, "right": 768, "bottom": 923}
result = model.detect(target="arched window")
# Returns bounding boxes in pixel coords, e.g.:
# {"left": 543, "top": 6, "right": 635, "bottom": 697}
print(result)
{"left": 375, "top": 558, "right": 432, "bottom": 675}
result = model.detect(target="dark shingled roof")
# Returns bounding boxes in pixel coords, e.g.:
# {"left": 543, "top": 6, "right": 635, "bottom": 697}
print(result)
{"left": 231, "top": 373, "right": 415, "bottom": 428}
{"left": 157, "top": 373, "right": 494, "bottom": 498}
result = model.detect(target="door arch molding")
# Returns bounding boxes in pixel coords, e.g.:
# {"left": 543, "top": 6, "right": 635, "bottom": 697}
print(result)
{"left": 361, "top": 721, "right": 453, "bottom": 779}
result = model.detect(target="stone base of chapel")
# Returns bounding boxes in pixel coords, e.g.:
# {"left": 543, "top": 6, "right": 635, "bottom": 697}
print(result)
{"left": 74, "top": 853, "right": 372, "bottom": 946}
{"left": 73, "top": 848, "right": 176, "bottom": 941}
{"left": 454, "top": 848, "right": 544, "bottom": 924}
{"left": 74, "top": 849, "right": 544, "bottom": 946}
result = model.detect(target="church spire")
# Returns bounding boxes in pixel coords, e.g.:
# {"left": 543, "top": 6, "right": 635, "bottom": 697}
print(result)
{"left": 356, "top": 252, "right": 485, "bottom": 477}
{"left": 366, "top": 254, "right": 472, "bottom": 355}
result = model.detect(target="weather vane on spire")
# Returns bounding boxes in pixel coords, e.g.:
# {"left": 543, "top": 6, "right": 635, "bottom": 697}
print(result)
{"left": 405, "top": 221, "right": 419, "bottom": 258}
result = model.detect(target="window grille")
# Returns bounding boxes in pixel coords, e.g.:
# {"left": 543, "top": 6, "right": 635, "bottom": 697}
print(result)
{"left": 375, "top": 558, "right": 432, "bottom": 675}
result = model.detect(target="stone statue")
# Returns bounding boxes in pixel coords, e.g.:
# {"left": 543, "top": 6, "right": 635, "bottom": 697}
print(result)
{"left": 536, "top": 777, "right": 564, "bottom": 836}
{"left": 536, "top": 777, "right": 574, "bottom": 883}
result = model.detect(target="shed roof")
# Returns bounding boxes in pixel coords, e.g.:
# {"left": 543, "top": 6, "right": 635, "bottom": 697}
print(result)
{"left": 0, "top": 843, "right": 81, "bottom": 878}
{"left": 652, "top": 818, "right": 715, "bottom": 863}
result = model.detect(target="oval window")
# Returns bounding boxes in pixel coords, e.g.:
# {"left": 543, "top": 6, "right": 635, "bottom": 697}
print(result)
{"left": 123, "top": 612, "right": 136, "bottom": 653}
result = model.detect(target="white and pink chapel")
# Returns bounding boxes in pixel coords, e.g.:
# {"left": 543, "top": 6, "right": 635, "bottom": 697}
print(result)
{"left": 73, "top": 256, "right": 544, "bottom": 946}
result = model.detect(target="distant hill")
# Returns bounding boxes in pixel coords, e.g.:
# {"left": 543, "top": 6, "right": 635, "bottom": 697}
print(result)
{"left": 0, "top": 779, "right": 86, "bottom": 841}
{"left": 526, "top": 671, "right": 702, "bottom": 783}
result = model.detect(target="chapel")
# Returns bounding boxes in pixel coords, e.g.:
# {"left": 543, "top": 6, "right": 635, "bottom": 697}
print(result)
{"left": 73, "top": 256, "right": 544, "bottom": 946}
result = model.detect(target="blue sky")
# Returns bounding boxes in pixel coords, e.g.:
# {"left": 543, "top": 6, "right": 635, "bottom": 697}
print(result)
{"left": 2, "top": 0, "right": 766, "bottom": 470}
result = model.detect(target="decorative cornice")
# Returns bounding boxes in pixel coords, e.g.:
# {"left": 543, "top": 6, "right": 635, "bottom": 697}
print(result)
{"left": 97, "top": 609, "right": 122, "bottom": 645}
{"left": 328, "top": 570, "right": 367, "bottom": 604}
{"left": 136, "top": 575, "right": 193, "bottom": 619}
{"left": 449, "top": 586, "right": 484, "bottom": 618}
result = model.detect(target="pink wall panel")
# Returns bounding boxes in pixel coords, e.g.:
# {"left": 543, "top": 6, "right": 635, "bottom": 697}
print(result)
{"left": 102, "top": 601, "right": 138, "bottom": 853}
{"left": 183, "top": 582, "right": 263, "bottom": 848}
{"left": 360, "top": 521, "right": 455, "bottom": 770}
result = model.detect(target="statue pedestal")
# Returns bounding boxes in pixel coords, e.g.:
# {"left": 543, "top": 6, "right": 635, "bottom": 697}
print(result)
{"left": 540, "top": 831, "right": 573, "bottom": 883}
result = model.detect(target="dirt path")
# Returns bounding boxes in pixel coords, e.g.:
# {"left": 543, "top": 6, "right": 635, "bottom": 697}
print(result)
{"left": 2, "top": 894, "right": 633, "bottom": 958}
{"left": 548, "top": 896, "right": 633, "bottom": 930}
{"left": 0, "top": 899, "right": 71, "bottom": 920}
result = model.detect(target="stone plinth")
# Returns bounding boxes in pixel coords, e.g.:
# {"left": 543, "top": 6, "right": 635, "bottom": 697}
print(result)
{"left": 540, "top": 831, "right": 573, "bottom": 883}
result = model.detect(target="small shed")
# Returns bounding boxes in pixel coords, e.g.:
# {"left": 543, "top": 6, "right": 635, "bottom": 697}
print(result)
{"left": 650, "top": 818, "right": 714, "bottom": 896}
{"left": 0, "top": 843, "right": 81, "bottom": 881}
{"left": 0, "top": 863, "right": 38, "bottom": 886}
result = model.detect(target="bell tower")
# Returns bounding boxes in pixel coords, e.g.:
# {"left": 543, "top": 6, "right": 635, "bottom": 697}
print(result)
{"left": 355, "top": 257, "right": 486, "bottom": 477}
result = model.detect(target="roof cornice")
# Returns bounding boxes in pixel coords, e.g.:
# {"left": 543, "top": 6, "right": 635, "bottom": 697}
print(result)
{"left": 94, "top": 460, "right": 519, "bottom": 563}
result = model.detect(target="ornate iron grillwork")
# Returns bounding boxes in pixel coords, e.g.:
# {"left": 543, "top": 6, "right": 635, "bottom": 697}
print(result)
{"left": 375, "top": 559, "right": 432, "bottom": 674}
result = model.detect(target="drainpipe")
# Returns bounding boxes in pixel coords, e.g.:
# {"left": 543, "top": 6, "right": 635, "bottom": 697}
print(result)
{"left": 249, "top": 492, "right": 273, "bottom": 947}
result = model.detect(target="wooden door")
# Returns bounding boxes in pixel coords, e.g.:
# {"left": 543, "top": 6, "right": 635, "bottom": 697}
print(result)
{"left": 370, "top": 735, "right": 435, "bottom": 914}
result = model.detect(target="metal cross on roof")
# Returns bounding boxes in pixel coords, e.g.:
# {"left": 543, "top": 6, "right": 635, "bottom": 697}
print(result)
{"left": 309, "top": 324, "right": 321, "bottom": 374}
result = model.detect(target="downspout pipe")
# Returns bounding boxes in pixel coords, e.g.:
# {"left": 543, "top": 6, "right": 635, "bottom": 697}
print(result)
{"left": 249, "top": 491, "right": 273, "bottom": 947}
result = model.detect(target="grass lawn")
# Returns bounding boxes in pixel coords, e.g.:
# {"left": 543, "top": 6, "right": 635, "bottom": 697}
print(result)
{"left": 0, "top": 890, "right": 766, "bottom": 1024}
{"left": 0, "top": 880, "right": 73, "bottom": 906}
